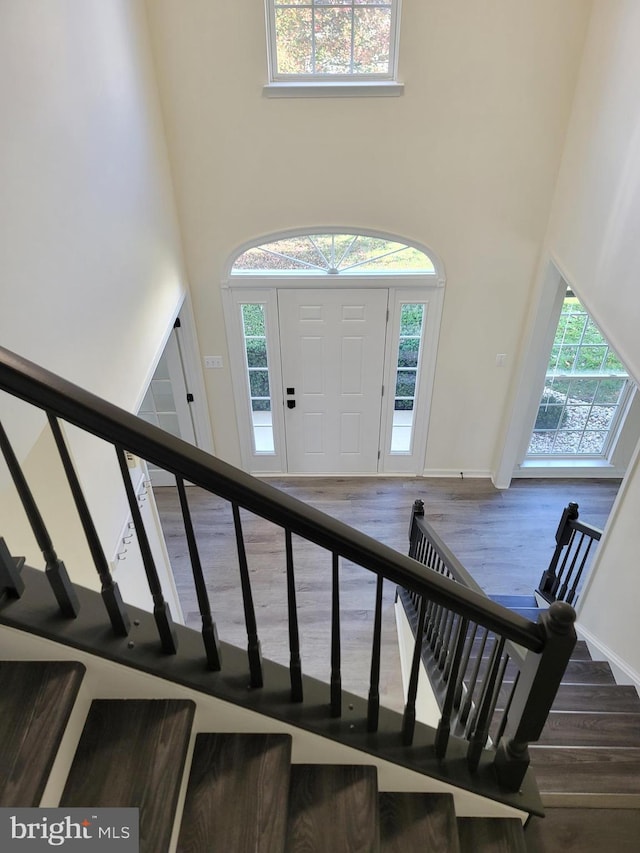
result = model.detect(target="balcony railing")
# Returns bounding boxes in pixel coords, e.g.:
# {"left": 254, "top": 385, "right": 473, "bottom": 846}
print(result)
{"left": 0, "top": 345, "right": 576, "bottom": 809}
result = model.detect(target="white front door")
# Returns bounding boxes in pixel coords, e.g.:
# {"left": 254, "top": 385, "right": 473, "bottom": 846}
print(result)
{"left": 278, "top": 288, "right": 389, "bottom": 473}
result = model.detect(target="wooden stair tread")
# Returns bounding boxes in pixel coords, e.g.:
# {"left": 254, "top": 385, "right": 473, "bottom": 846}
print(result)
{"left": 550, "top": 683, "right": 640, "bottom": 713}
{"left": 490, "top": 595, "right": 538, "bottom": 609}
{"left": 457, "top": 817, "right": 527, "bottom": 853}
{"left": 0, "top": 660, "right": 85, "bottom": 806}
{"left": 178, "top": 733, "right": 291, "bottom": 853}
{"left": 530, "top": 746, "right": 640, "bottom": 794}
{"left": 498, "top": 606, "right": 541, "bottom": 622}
{"left": 286, "top": 764, "right": 378, "bottom": 852}
{"left": 525, "top": 806, "right": 640, "bottom": 853}
{"left": 379, "top": 791, "right": 459, "bottom": 852}
{"left": 472, "top": 641, "right": 592, "bottom": 683}
{"left": 548, "top": 659, "right": 615, "bottom": 684}
{"left": 494, "top": 659, "right": 616, "bottom": 685}
{"left": 61, "top": 698, "right": 195, "bottom": 853}
{"left": 538, "top": 711, "right": 640, "bottom": 747}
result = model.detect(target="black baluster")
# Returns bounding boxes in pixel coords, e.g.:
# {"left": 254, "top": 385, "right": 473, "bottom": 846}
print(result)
{"left": 494, "top": 672, "right": 519, "bottom": 746}
{"left": 566, "top": 536, "right": 595, "bottom": 605}
{"left": 330, "top": 551, "right": 341, "bottom": 717}
{"left": 176, "top": 476, "right": 221, "bottom": 670}
{"left": 231, "top": 503, "right": 263, "bottom": 688}
{"left": 438, "top": 609, "right": 456, "bottom": 672}
{"left": 425, "top": 601, "right": 439, "bottom": 642}
{"left": 453, "top": 622, "right": 478, "bottom": 710}
{"left": 48, "top": 415, "right": 129, "bottom": 635}
{"left": 115, "top": 445, "right": 177, "bottom": 653}
{"left": 408, "top": 499, "right": 424, "bottom": 558}
{"left": 435, "top": 616, "right": 469, "bottom": 758}
{"left": 0, "top": 537, "right": 25, "bottom": 598}
{"left": 402, "top": 594, "right": 427, "bottom": 745}
{"left": 465, "top": 636, "right": 496, "bottom": 741}
{"left": 285, "top": 530, "right": 303, "bottom": 702}
{"left": 434, "top": 607, "right": 452, "bottom": 661}
{"left": 550, "top": 539, "right": 573, "bottom": 599}
{"left": 425, "top": 541, "right": 436, "bottom": 572}
{"left": 557, "top": 532, "right": 582, "bottom": 601}
{"left": 486, "top": 651, "right": 510, "bottom": 741}
{"left": 0, "top": 419, "right": 79, "bottom": 617}
{"left": 367, "top": 573, "right": 384, "bottom": 732}
{"left": 538, "top": 502, "right": 579, "bottom": 599}
{"left": 459, "top": 627, "right": 489, "bottom": 724}
{"left": 467, "top": 636, "right": 506, "bottom": 772}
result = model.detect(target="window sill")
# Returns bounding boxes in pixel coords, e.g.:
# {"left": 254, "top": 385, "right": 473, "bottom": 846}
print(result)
{"left": 263, "top": 81, "right": 404, "bottom": 99}
{"left": 513, "top": 458, "right": 624, "bottom": 479}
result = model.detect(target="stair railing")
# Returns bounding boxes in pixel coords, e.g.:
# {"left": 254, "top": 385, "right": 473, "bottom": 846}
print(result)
{"left": 536, "top": 501, "right": 602, "bottom": 605}
{"left": 0, "top": 345, "right": 575, "bottom": 795}
{"left": 403, "top": 499, "right": 576, "bottom": 788}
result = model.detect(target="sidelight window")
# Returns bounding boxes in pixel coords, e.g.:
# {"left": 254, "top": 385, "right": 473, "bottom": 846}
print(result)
{"left": 241, "top": 304, "right": 275, "bottom": 453}
{"left": 391, "top": 303, "right": 424, "bottom": 452}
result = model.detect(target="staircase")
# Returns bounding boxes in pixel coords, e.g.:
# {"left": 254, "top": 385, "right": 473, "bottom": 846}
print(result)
{"left": 0, "top": 658, "right": 529, "bottom": 852}
{"left": 491, "top": 594, "right": 640, "bottom": 809}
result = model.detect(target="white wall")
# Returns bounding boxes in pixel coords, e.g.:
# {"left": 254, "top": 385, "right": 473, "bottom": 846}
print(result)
{"left": 577, "top": 444, "right": 640, "bottom": 685}
{"left": 546, "top": 0, "right": 640, "bottom": 384}
{"left": 0, "top": 0, "right": 187, "bottom": 585}
{"left": 543, "top": 0, "right": 640, "bottom": 677}
{"left": 146, "top": 0, "right": 590, "bottom": 474}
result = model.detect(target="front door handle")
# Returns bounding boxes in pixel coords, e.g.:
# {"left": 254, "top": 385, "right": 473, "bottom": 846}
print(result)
{"left": 287, "top": 400, "right": 296, "bottom": 409}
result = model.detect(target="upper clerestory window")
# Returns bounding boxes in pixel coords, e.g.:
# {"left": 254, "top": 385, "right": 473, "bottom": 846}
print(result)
{"left": 265, "top": 1, "right": 403, "bottom": 97}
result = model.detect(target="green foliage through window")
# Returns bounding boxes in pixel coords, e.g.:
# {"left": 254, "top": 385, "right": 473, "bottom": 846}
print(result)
{"left": 233, "top": 233, "right": 433, "bottom": 275}
{"left": 528, "top": 294, "right": 630, "bottom": 457}
{"left": 242, "top": 304, "right": 273, "bottom": 419}
{"left": 270, "top": 1, "right": 397, "bottom": 79}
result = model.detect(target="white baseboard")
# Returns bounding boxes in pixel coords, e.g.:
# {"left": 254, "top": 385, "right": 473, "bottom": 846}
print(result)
{"left": 422, "top": 469, "right": 492, "bottom": 479}
{"left": 576, "top": 622, "right": 640, "bottom": 694}
{"left": 512, "top": 464, "right": 625, "bottom": 479}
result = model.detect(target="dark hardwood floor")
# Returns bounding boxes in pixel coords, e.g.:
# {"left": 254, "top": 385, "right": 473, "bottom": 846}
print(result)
{"left": 154, "top": 476, "right": 620, "bottom": 715}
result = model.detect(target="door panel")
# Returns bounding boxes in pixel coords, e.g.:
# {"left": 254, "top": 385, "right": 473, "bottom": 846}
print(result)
{"left": 278, "top": 289, "right": 388, "bottom": 473}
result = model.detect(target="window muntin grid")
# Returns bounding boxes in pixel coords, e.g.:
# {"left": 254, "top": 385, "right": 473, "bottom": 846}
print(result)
{"left": 528, "top": 294, "right": 631, "bottom": 457}
{"left": 232, "top": 233, "right": 434, "bottom": 275}
{"left": 241, "top": 304, "right": 275, "bottom": 454}
{"left": 391, "top": 303, "right": 424, "bottom": 453}
{"left": 269, "top": 1, "right": 397, "bottom": 80}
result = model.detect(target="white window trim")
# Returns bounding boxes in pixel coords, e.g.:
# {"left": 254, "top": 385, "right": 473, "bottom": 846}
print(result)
{"left": 379, "top": 288, "right": 443, "bottom": 475}
{"left": 222, "top": 287, "right": 287, "bottom": 474}
{"left": 263, "top": 80, "right": 404, "bottom": 98}
{"left": 224, "top": 230, "right": 445, "bottom": 476}
{"left": 495, "top": 258, "right": 636, "bottom": 487}
{"left": 524, "top": 292, "right": 632, "bottom": 463}
{"left": 264, "top": 0, "right": 403, "bottom": 94}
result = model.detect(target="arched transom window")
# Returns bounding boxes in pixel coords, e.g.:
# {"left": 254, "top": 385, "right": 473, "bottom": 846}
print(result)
{"left": 231, "top": 233, "right": 435, "bottom": 276}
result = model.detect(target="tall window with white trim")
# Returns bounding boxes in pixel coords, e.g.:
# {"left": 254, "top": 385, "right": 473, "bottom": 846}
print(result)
{"left": 241, "top": 303, "right": 275, "bottom": 454}
{"left": 527, "top": 292, "right": 632, "bottom": 458}
{"left": 391, "top": 303, "right": 424, "bottom": 452}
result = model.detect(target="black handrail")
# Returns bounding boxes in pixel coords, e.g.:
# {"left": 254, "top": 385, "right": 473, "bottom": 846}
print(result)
{"left": 0, "top": 345, "right": 543, "bottom": 653}
{"left": 402, "top": 497, "right": 577, "bottom": 791}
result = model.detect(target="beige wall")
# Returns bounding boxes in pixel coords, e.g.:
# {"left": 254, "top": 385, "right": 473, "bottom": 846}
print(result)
{"left": 146, "top": 0, "right": 590, "bottom": 473}
{"left": 543, "top": 0, "right": 640, "bottom": 680}
{"left": 0, "top": 0, "right": 188, "bottom": 584}
{"left": 547, "top": 0, "right": 640, "bottom": 383}
{"left": 0, "top": 0, "right": 186, "bottom": 407}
